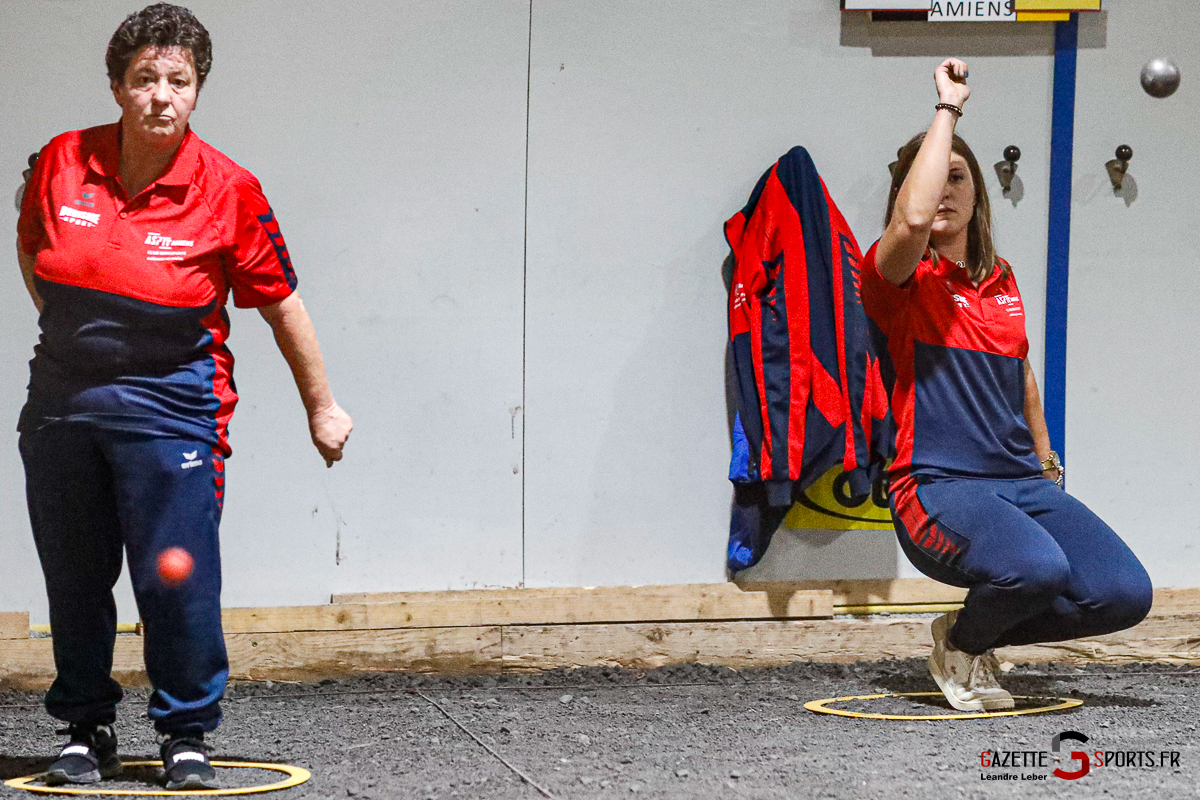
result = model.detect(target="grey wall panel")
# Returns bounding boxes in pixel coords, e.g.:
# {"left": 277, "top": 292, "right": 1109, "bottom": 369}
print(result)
{"left": 6, "top": 1, "right": 1182, "bottom": 616}
{"left": 523, "top": 2, "right": 1055, "bottom": 587}
{"left": 0, "top": 1, "right": 124, "bottom": 623}
{"left": 1069, "top": 2, "right": 1200, "bottom": 587}
{"left": 0, "top": 0, "right": 529, "bottom": 621}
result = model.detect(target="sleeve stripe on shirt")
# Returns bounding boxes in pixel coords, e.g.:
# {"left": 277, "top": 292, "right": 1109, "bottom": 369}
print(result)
{"left": 257, "top": 208, "right": 297, "bottom": 290}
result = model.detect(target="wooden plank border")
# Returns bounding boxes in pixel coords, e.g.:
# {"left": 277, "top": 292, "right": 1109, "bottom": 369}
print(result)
{"left": 331, "top": 581, "right": 1200, "bottom": 615}
{"left": 336, "top": 578, "right": 969, "bottom": 611}
{"left": 2, "top": 612, "right": 1197, "bottom": 690}
{"left": 0, "top": 612, "right": 29, "bottom": 640}
{"left": 3, "top": 585, "right": 1197, "bottom": 688}
{"left": 501, "top": 613, "right": 1200, "bottom": 671}
{"left": 227, "top": 584, "right": 834, "bottom": 633}
{"left": 738, "top": 578, "right": 968, "bottom": 607}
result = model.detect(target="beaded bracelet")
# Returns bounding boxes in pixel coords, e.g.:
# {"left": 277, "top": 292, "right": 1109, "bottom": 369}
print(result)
{"left": 935, "top": 102, "right": 963, "bottom": 117}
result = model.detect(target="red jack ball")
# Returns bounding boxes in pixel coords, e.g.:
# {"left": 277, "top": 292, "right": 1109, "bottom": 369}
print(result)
{"left": 157, "top": 547, "right": 194, "bottom": 587}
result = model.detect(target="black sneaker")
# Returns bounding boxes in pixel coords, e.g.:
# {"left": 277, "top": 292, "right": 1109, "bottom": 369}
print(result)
{"left": 45, "top": 723, "right": 122, "bottom": 785}
{"left": 160, "top": 734, "right": 217, "bottom": 790}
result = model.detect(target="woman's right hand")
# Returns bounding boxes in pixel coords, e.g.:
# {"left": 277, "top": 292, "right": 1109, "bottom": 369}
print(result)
{"left": 935, "top": 57, "right": 971, "bottom": 109}
{"left": 309, "top": 401, "right": 353, "bottom": 467}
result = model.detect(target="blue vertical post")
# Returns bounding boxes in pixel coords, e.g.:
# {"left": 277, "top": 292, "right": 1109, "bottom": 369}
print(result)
{"left": 1044, "top": 13, "right": 1078, "bottom": 465}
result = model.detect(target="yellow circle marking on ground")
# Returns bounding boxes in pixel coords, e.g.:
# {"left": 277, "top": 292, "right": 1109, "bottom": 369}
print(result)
{"left": 3, "top": 761, "right": 310, "bottom": 796}
{"left": 805, "top": 691, "right": 1083, "bottom": 721}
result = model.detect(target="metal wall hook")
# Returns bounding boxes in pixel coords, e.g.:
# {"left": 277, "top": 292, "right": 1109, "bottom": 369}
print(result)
{"left": 1106, "top": 145, "right": 1133, "bottom": 192}
{"left": 993, "top": 145, "right": 1021, "bottom": 194}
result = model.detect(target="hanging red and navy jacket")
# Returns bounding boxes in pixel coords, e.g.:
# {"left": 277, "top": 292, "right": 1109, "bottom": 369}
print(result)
{"left": 725, "top": 146, "right": 892, "bottom": 514}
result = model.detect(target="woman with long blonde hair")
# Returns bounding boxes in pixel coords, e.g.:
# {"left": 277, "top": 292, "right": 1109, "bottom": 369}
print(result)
{"left": 859, "top": 58, "right": 1151, "bottom": 711}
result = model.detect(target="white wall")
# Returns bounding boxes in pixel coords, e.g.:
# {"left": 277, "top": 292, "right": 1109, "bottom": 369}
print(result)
{"left": 0, "top": 0, "right": 529, "bottom": 621}
{"left": 1067, "top": 1, "right": 1200, "bottom": 586}
{"left": 523, "top": 3, "right": 1057, "bottom": 587}
{"left": 0, "top": 1, "right": 1191, "bottom": 623}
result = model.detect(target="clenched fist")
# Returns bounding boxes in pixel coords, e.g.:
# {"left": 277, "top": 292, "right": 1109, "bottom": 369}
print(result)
{"left": 935, "top": 57, "right": 971, "bottom": 109}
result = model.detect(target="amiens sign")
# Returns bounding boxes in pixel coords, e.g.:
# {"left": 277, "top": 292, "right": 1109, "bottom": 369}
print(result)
{"left": 929, "top": 1, "right": 1016, "bottom": 21}
{"left": 842, "top": 1, "right": 1102, "bottom": 21}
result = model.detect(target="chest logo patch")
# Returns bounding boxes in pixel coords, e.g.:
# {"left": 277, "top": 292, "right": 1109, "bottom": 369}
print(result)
{"left": 951, "top": 293, "right": 970, "bottom": 309}
{"left": 995, "top": 293, "right": 1024, "bottom": 317}
{"left": 145, "top": 232, "right": 194, "bottom": 262}
{"left": 58, "top": 205, "right": 99, "bottom": 228}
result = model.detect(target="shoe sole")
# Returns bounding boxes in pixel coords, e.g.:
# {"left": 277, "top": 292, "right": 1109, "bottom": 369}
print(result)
{"left": 980, "top": 697, "right": 1016, "bottom": 711}
{"left": 44, "top": 768, "right": 100, "bottom": 786}
{"left": 43, "top": 760, "right": 121, "bottom": 786}
{"left": 166, "top": 776, "right": 218, "bottom": 791}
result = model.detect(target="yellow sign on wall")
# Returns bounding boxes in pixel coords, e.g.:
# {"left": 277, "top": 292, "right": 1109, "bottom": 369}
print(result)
{"left": 782, "top": 466, "right": 895, "bottom": 531}
{"left": 1014, "top": 0, "right": 1100, "bottom": 9}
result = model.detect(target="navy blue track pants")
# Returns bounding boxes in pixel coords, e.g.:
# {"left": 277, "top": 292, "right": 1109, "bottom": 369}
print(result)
{"left": 890, "top": 476, "right": 1152, "bottom": 655}
{"left": 20, "top": 422, "right": 228, "bottom": 735}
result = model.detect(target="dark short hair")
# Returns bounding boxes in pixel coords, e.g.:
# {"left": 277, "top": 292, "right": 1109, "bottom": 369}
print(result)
{"left": 106, "top": 3, "right": 212, "bottom": 89}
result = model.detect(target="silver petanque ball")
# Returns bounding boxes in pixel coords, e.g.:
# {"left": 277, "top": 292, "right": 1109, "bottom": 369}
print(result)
{"left": 1140, "top": 57, "right": 1181, "bottom": 98}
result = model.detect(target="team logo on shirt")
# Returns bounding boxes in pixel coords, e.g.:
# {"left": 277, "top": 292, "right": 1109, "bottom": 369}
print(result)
{"left": 58, "top": 205, "right": 99, "bottom": 227}
{"left": 145, "top": 232, "right": 194, "bottom": 262}
{"left": 952, "top": 293, "right": 970, "bottom": 309}
{"left": 995, "top": 294, "right": 1024, "bottom": 317}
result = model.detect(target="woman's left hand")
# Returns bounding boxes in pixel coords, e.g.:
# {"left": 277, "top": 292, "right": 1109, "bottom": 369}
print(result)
{"left": 1043, "top": 465, "right": 1064, "bottom": 488}
{"left": 309, "top": 401, "right": 353, "bottom": 467}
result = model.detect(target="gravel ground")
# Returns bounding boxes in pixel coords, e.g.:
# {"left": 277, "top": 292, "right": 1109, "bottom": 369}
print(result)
{"left": 1, "top": 659, "right": 1197, "bottom": 799}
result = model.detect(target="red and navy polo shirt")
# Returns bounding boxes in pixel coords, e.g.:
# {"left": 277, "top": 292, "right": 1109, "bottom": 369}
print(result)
{"left": 16, "top": 123, "right": 297, "bottom": 456}
{"left": 858, "top": 241, "right": 1041, "bottom": 490}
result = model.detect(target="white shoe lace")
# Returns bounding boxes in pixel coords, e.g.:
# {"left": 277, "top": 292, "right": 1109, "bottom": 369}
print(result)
{"left": 969, "top": 651, "right": 1005, "bottom": 692}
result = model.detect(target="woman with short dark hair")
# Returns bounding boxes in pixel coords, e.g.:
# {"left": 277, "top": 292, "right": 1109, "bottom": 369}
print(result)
{"left": 16, "top": 3, "right": 351, "bottom": 788}
{"left": 859, "top": 58, "right": 1152, "bottom": 712}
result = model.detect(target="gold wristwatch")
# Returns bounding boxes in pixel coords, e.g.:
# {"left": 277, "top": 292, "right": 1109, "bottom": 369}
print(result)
{"left": 1040, "top": 451, "right": 1064, "bottom": 488}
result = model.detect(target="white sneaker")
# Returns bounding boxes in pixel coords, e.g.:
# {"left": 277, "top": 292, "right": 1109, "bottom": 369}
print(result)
{"left": 928, "top": 611, "right": 1015, "bottom": 712}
